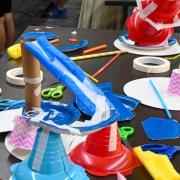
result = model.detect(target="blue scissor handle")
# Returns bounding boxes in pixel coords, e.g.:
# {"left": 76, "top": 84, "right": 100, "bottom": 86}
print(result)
{"left": 0, "top": 99, "right": 24, "bottom": 111}
{"left": 141, "top": 143, "right": 180, "bottom": 159}
{"left": 142, "top": 143, "right": 168, "bottom": 152}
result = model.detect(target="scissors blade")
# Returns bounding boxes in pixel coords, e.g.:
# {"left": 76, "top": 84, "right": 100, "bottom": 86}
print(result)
{"left": 119, "top": 126, "right": 134, "bottom": 148}
{"left": 121, "top": 139, "right": 132, "bottom": 148}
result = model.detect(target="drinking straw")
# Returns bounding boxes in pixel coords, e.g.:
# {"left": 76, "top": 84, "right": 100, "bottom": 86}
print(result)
{"left": 149, "top": 79, "right": 172, "bottom": 119}
{"left": 83, "top": 44, "right": 107, "bottom": 55}
{"left": 84, "top": 72, "right": 99, "bottom": 83}
{"left": 93, "top": 53, "right": 121, "bottom": 78}
{"left": 71, "top": 51, "right": 125, "bottom": 61}
{"left": 50, "top": 38, "right": 60, "bottom": 45}
{"left": 165, "top": 54, "right": 180, "bottom": 60}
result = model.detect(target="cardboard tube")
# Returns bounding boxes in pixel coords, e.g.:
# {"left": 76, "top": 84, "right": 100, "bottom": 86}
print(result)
{"left": 21, "top": 40, "right": 41, "bottom": 112}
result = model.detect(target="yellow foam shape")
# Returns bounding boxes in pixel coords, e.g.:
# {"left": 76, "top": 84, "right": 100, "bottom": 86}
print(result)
{"left": 7, "top": 43, "right": 21, "bottom": 59}
{"left": 133, "top": 146, "right": 180, "bottom": 180}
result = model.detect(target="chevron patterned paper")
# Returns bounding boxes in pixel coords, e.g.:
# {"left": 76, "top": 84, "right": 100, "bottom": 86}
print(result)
{"left": 168, "top": 69, "right": 180, "bottom": 96}
{"left": 8, "top": 116, "right": 37, "bottom": 150}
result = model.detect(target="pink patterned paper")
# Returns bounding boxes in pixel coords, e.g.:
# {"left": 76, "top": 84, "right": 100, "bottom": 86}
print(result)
{"left": 9, "top": 115, "right": 37, "bottom": 150}
{"left": 168, "top": 69, "right": 180, "bottom": 96}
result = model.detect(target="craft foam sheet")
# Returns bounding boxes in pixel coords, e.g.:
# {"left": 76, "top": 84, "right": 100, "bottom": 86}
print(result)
{"left": 114, "top": 39, "right": 180, "bottom": 56}
{"left": 123, "top": 77, "right": 180, "bottom": 111}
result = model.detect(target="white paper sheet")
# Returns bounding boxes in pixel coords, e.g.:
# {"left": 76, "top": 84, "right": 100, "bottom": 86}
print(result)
{"left": 0, "top": 108, "right": 22, "bottom": 133}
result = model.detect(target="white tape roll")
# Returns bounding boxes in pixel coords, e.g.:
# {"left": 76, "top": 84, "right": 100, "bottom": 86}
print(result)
{"left": 6, "top": 67, "right": 43, "bottom": 86}
{"left": 133, "top": 56, "right": 170, "bottom": 73}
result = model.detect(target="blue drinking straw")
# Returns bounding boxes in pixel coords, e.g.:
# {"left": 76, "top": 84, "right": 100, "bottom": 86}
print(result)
{"left": 149, "top": 79, "right": 172, "bottom": 119}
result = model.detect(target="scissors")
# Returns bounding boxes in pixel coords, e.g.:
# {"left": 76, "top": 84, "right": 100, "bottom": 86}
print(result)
{"left": 141, "top": 143, "right": 180, "bottom": 159}
{"left": 41, "top": 85, "right": 65, "bottom": 100}
{"left": 0, "top": 99, "right": 24, "bottom": 111}
{"left": 119, "top": 126, "right": 134, "bottom": 140}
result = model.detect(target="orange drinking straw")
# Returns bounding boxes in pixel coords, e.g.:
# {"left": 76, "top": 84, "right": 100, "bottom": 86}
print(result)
{"left": 93, "top": 53, "right": 121, "bottom": 78}
{"left": 83, "top": 44, "right": 107, "bottom": 55}
{"left": 50, "top": 38, "right": 60, "bottom": 45}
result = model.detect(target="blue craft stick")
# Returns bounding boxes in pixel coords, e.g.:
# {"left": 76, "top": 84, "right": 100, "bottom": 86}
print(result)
{"left": 149, "top": 79, "right": 172, "bottom": 119}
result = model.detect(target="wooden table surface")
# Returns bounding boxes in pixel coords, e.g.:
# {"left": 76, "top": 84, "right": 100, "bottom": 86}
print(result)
{"left": 0, "top": 26, "right": 180, "bottom": 180}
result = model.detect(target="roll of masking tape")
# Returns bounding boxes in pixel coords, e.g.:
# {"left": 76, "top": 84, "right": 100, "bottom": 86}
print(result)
{"left": 6, "top": 67, "right": 43, "bottom": 86}
{"left": 133, "top": 56, "right": 170, "bottom": 73}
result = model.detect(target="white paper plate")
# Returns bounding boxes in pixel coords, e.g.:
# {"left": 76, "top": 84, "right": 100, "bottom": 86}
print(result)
{"left": 114, "top": 39, "right": 180, "bottom": 56}
{"left": 118, "top": 33, "right": 177, "bottom": 50}
{"left": 61, "top": 133, "right": 86, "bottom": 154}
{"left": 5, "top": 129, "right": 86, "bottom": 160}
{"left": 123, "top": 77, "right": 180, "bottom": 111}
{"left": 5, "top": 134, "right": 31, "bottom": 161}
